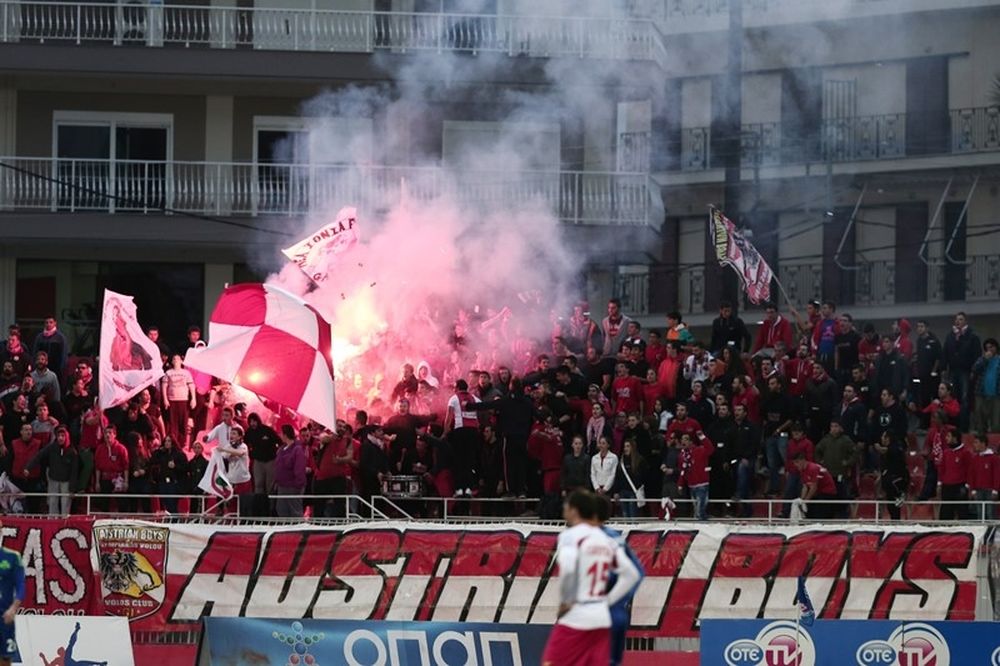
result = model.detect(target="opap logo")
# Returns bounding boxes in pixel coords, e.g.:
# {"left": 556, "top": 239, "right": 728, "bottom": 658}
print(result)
{"left": 887, "top": 623, "right": 950, "bottom": 666}
{"left": 990, "top": 646, "right": 1000, "bottom": 666}
{"left": 722, "top": 621, "right": 816, "bottom": 666}
{"left": 855, "top": 639, "right": 897, "bottom": 666}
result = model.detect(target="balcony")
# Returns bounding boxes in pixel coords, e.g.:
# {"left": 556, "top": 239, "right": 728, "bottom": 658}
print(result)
{"left": 674, "top": 109, "right": 1000, "bottom": 172}
{"left": 0, "top": 0, "right": 666, "bottom": 65}
{"left": 660, "top": 0, "right": 1000, "bottom": 33}
{"left": 617, "top": 257, "right": 1000, "bottom": 316}
{"left": 0, "top": 157, "right": 658, "bottom": 227}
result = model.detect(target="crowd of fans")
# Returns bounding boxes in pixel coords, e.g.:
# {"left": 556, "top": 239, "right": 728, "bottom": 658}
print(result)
{"left": 1, "top": 298, "right": 999, "bottom": 522}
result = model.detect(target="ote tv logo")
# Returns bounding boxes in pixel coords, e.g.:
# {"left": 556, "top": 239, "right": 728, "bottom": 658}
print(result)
{"left": 723, "top": 620, "right": 816, "bottom": 666}
{"left": 855, "top": 623, "right": 951, "bottom": 666}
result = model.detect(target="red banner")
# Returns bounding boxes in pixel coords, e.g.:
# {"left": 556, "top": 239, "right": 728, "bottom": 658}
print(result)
{"left": 0, "top": 516, "right": 101, "bottom": 616}
{"left": 0, "top": 518, "right": 991, "bottom": 640}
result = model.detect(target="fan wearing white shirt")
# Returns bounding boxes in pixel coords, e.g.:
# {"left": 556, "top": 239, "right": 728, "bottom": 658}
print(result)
{"left": 590, "top": 436, "right": 619, "bottom": 495}
{"left": 541, "top": 490, "right": 641, "bottom": 666}
{"left": 202, "top": 406, "right": 236, "bottom": 452}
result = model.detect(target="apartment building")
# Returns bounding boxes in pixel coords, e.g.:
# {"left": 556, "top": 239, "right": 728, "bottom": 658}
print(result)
{"left": 615, "top": 0, "right": 1000, "bottom": 332}
{"left": 0, "top": 0, "right": 666, "bottom": 352}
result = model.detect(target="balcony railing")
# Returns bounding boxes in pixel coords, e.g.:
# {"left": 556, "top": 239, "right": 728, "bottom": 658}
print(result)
{"left": 0, "top": 0, "right": 666, "bottom": 64}
{"left": 675, "top": 108, "right": 997, "bottom": 171}
{"left": 0, "top": 157, "right": 656, "bottom": 226}
{"left": 624, "top": 256, "right": 1000, "bottom": 316}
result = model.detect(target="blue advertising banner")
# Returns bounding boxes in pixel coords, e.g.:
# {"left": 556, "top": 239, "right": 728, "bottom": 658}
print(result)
{"left": 199, "top": 617, "right": 550, "bottom": 666}
{"left": 700, "top": 619, "right": 1000, "bottom": 666}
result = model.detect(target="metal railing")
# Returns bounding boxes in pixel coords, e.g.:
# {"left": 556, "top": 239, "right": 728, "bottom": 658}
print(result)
{"left": 0, "top": 157, "right": 655, "bottom": 226}
{"left": 673, "top": 108, "right": 999, "bottom": 172}
{"left": 0, "top": 0, "right": 665, "bottom": 63}
{"left": 10, "top": 492, "right": 998, "bottom": 527}
{"left": 952, "top": 106, "right": 1000, "bottom": 153}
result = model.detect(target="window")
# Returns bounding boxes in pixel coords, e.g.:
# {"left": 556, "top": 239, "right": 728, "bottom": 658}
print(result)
{"left": 52, "top": 111, "right": 173, "bottom": 212}
{"left": 252, "top": 116, "right": 374, "bottom": 214}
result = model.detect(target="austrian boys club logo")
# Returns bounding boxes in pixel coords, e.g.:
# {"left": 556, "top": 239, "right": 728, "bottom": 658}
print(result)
{"left": 856, "top": 623, "right": 951, "bottom": 666}
{"left": 724, "top": 620, "right": 817, "bottom": 666}
{"left": 93, "top": 524, "right": 169, "bottom": 620}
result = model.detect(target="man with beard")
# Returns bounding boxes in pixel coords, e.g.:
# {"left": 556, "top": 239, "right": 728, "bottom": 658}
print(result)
{"left": 913, "top": 320, "right": 943, "bottom": 412}
{"left": 0, "top": 363, "right": 19, "bottom": 406}
{"left": 783, "top": 342, "right": 814, "bottom": 404}
{"left": 752, "top": 302, "right": 794, "bottom": 355}
{"left": 731, "top": 403, "right": 761, "bottom": 518}
{"left": 30, "top": 352, "right": 61, "bottom": 404}
{"left": 849, "top": 363, "right": 873, "bottom": 411}
{"left": 811, "top": 300, "right": 839, "bottom": 374}
{"left": 24, "top": 425, "right": 78, "bottom": 515}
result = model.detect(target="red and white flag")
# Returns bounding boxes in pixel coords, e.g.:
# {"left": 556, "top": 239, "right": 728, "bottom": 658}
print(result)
{"left": 99, "top": 289, "right": 164, "bottom": 409}
{"left": 710, "top": 207, "right": 775, "bottom": 304}
{"left": 282, "top": 206, "right": 358, "bottom": 283}
{"left": 184, "top": 283, "right": 336, "bottom": 428}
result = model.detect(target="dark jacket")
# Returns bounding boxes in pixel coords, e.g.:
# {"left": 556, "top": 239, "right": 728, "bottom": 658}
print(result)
{"left": 468, "top": 395, "right": 535, "bottom": 438}
{"left": 915, "top": 333, "right": 943, "bottom": 378}
{"left": 561, "top": 453, "right": 591, "bottom": 491}
{"left": 837, "top": 399, "right": 868, "bottom": 443}
{"left": 150, "top": 446, "right": 189, "bottom": 487}
{"left": 871, "top": 401, "right": 908, "bottom": 444}
{"left": 732, "top": 418, "right": 761, "bottom": 461}
{"left": 871, "top": 350, "right": 910, "bottom": 400}
{"left": 26, "top": 442, "right": 79, "bottom": 485}
{"left": 710, "top": 315, "right": 751, "bottom": 354}
{"left": 943, "top": 327, "right": 981, "bottom": 374}
{"left": 815, "top": 433, "right": 858, "bottom": 477}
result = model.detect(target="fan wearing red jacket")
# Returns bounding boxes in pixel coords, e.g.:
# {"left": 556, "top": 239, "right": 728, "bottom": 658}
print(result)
{"left": 753, "top": 303, "right": 794, "bottom": 354}
{"left": 913, "top": 382, "right": 961, "bottom": 426}
{"left": 782, "top": 423, "right": 814, "bottom": 513}
{"left": 938, "top": 429, "right": 973, "bottom": 520}
{"left": 611, "top": 363, "right": 643, "bottom": 416}
{"left": 665, "top": 403, "right": 701, "bottom": 441}
{"left": 794, "top": 454, "right": 838, "bottom": 520}
{"left": 968, "top": 435, "right": 999, "bottom": 520}
{"left": 783, "top": 343, "right": 814, "bottom": 399}
{"left": 679, "top": 431, "right": 714, "bottom": 520}
{"left": 528, "top": 410, "right": 565, "bottom": 518}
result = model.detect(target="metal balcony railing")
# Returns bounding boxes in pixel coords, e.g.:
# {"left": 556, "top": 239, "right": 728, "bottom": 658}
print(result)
{"left": 0, "top": 157, "right": 656, "bottom": 226}
{"left": 0, "top": 0, "right": 666, "bottom": 64}
{"left": 630, "top": 256, "right": 1000, "bottom": 316}
{"left": 675, "top": 108, "right": 999, "bottom": 172}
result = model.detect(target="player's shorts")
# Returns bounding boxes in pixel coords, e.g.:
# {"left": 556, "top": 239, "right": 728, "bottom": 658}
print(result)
{"left": 542, "top": 624, "right": 610, "bottom": 666}
{"left": 0, "top": 622, "right": 17, "bottom": 661}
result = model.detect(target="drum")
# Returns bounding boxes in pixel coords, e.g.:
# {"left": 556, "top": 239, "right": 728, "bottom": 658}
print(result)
{"left": 381, "top": 474, "right": 424, "bottom": 498}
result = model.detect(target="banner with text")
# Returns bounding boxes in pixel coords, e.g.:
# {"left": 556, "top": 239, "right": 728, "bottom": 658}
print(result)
{"left": 110, "top": 521, "right": 992, "bottom": 638}
{"left": 199, "top": 618, "right": 548, "bottom": 666}
{"left": 0, "top": 516, "right": 101, "bottom": 617}
{"left": 0, "top": 518, "right": 993, "bottom": 640}
{"left": 700, "top": 619, "right": 1000, "bottom": 666}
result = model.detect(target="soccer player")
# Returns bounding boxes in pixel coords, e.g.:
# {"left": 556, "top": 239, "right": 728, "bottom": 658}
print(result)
{"left": 0, "top": 525, "right": 24, "bottom": 666}
{"left": 595, "top": 494, "right": 645, "bottom": 666}
{"left": 542, "top": 490, "right": 640, "bottom": 666}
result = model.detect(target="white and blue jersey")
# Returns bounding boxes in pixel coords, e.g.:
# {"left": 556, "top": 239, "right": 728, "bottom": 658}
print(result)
{"left": 0, "top": 546, "right": 25, "bottom": 660}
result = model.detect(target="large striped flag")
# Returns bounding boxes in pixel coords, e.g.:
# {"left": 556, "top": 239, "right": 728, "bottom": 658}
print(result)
{"left": 184, "top": 283, "right": 336, "bottom": 428}
{"left": 709, "top": 207, "right": 775, "bottom": 304}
